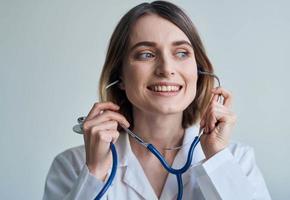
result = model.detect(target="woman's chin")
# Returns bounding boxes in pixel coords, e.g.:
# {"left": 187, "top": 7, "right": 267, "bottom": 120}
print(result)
{"left": 147, "top": 104, "right": 186, "bottom": 115}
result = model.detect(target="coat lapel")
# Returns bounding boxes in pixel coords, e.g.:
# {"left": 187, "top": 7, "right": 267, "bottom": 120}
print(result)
{"left": 116, "top": 125, "right": 205, "bottom": 200}
{"left": 116, "top": 132, "right": 158, "bottom": 200}
{"left": 123, "top": 158, "right": 158, "bottom": 200}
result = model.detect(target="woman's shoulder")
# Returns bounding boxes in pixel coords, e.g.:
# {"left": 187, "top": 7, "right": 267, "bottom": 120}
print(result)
{"left": 58, "top": 144, "right": 85, "bottom": 155}
{"left": 52, "top": 145, "right": 86, "bottom": 171}
{"left": 55, "top": 145, "right": 85, "bottom": 160}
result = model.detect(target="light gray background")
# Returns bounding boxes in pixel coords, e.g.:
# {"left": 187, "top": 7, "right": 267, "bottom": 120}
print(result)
{"left": 1, "top": 0, "right": 289, "bottom": 199}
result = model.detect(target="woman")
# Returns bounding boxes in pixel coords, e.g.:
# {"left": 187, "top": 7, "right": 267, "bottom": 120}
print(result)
{"left": 43, "top": 1, "right": 271, "bottom": 199}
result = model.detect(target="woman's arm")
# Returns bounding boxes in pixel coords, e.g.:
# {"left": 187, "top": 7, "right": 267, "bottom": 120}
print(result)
{"left": 42, "top": 148, "right": 104, "bottom": 200}
{"left": 197, "top": 87, "right": 271, "bottom": 199}
{"left": 193, "top": 143, "right": 271, "bottom": 200}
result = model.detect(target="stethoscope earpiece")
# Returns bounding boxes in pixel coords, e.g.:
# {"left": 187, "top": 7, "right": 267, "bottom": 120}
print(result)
{"left": 105, "top": 80, "right": 120, "bottom": 89}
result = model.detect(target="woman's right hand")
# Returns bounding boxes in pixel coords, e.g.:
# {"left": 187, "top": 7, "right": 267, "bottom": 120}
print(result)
{"left": 82, "top": 102, "right": 130, "bottom": 180}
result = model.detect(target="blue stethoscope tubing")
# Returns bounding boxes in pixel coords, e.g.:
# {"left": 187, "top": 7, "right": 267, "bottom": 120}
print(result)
{"left": 94, "top": 143, "right": 118, "bottom": 199}
{"left": 147, "top": 136, "right": 201, "bottom": 200}
{"left": 92, "top": 133, "right": 200, "bottom": 200}
{"left": 73, "top": 69, "right": 221, "bottom": 200}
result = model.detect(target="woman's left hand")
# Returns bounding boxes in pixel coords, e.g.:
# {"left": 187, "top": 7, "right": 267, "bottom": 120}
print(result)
{"left": 199, "top": 87, "right": 237, "bottom": 160}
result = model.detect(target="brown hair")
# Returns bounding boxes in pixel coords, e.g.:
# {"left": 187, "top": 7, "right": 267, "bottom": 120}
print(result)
{"left": 99, "top": 1, "right": 214, "bottom": 129}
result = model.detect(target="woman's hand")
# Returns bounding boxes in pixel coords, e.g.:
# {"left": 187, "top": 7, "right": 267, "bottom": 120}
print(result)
{"left": 82, "top": 102, "right": 130, "bottom": 180}
{"left": 199, "top": 87, "right": 237, "bottom": 160}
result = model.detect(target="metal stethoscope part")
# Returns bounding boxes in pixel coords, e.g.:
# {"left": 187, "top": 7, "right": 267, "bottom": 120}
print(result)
{"left": 72, "top": 69, "right": 221, "bottom": 200}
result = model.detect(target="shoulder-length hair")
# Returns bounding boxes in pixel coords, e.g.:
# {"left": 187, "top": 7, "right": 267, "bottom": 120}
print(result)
{"left": 99, "top": 1, "right": 214, "bottom": 130}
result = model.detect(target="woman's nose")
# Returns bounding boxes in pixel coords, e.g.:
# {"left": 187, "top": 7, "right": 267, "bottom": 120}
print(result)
{"left": 155, "top": 55, "right": 176, "bottom": 77}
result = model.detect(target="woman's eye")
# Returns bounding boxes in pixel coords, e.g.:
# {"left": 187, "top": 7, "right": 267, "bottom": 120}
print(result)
{"left": 136, "top": 52, "right": 155, "bottom": 60}
{"left": 176, "top": 51, "right": 189, "bottom": 59}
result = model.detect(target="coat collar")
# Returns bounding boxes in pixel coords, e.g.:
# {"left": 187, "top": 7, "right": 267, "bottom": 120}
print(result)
{"left": 114, "top": 125, "right": 206, "bottom": 200}
{"left": 115, "top": 128, "right": 157, "bottom": 199}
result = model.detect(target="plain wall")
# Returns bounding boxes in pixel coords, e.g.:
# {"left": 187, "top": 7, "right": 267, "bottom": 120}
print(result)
{"left": 1, "top": 0, "right": 289, "bottom": 199}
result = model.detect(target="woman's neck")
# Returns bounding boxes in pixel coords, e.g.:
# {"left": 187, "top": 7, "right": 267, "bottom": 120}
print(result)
{"left": 130, "top": 107, "right": 185, "bottom": 152}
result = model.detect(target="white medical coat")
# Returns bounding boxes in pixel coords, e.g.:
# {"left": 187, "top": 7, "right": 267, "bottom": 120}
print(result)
{"left": 43, "top": 125, "right": 271, "bottom": 200}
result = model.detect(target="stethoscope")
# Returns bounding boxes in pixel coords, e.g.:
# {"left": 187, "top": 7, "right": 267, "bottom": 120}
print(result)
{"left": 73, "top": 68, "right": 221, "bottom": 200}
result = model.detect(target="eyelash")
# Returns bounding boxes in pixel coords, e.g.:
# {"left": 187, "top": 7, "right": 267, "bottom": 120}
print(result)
{"left": 135, "top": 50, "right": 190, "bottom": 60}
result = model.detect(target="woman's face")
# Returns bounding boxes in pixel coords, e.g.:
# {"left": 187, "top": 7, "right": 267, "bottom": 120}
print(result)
{"left": 121, "top": 14, "right": 198, "bottom": 116}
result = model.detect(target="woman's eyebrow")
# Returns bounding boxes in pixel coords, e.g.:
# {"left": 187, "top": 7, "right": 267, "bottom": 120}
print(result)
{"left": 172, "top": 40, "right": 193, "bottom": 48}
{"left": 129, "top": 41, "right": 156, "bottom": 52}
{"left": 129, "top": 40, "right": 193, "bottom": 52}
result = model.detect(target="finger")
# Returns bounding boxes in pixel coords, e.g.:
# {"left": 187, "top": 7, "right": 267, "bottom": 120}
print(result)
{"left": 208, "top": 109, "right": 232, "bottom": 132}
{"left": 83, "top": 110, "right": 129, "bottom": 132}
{"left": 212, "top": 87, "right": 232, "bottom": 107}
{"left": 218, "top": 112, "right": 237, "bottom": 124}
{"left": 213, "top": 104, "right": 232, "bottom": 117}
{"left": 84, "top": 120, "right": 118, "bottom": 136}
{"left": 96, "top": 130, "right": 120, "bottom": 144}
{"left": 202, "top": 92, "right": 221, "bottom": 132}
{"left": 200, "top": 112, "right": 208, "bottom": 132}
{"left": 96, "top": 110, "right": 130, "bottom": 127}
{"left": 204, "top": 104, "right": 217, "bottom": 133}
{"left": 203, "top": 106, "right": 212, "bottom": 134}
{"left": 208, "top": 110, "right": 218, "bottom": 132}
{"left": 88, "top": 130, "right": 111, "bottom": 157}
{"left": 211, "top": 93, "right": 219, "bottom": 103}
{"left": 88, "top": 130, "right": 120, "bottom": 160}
{"left": 111, "top": 130, "right": 120, "bottom": 144}
{"left": 212, "top": 87, "right": 233, "bottom": 107}
{"left": 202, "top": 92, "right": 219, "bottom": 119}
{"left": 207, "top": 104, "right": 234, "bottom": 131}
{"left": 201, "top": 100, "right": 213, "bottom": 133}
{"left": 86, "top": 102, "right": 120, "bottom": 121}
{"left": 203, "top": 101, "right": 225, "bottom": 133}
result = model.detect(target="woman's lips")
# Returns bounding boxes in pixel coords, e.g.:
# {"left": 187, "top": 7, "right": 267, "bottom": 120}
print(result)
{"left": 147, "top": 84, "right": 182, "bottom": 96}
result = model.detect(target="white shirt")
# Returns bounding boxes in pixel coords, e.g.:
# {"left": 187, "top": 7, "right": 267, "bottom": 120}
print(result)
{"left": 43, "top": 125, "right": 271, "bottom": 200}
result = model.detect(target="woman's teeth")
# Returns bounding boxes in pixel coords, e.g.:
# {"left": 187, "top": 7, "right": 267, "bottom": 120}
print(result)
{"left": 151, "top": 85, "right": 180, "bottom": 92}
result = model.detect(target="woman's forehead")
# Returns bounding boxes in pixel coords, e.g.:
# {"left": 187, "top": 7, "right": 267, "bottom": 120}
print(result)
{"left": 129, "top": 14, "right": 191, "bottom": 48}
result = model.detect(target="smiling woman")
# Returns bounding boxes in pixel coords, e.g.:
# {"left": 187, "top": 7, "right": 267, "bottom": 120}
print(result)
{"left": 120, "top": 14, "right": 199, "bottom": 125}
{"left": 43, "top": 1, "right": 271, "bottom": 200}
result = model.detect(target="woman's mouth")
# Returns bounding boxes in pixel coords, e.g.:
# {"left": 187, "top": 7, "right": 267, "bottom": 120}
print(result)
{"left": 147, "top": 84, "right": 183, "bottom": 96}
